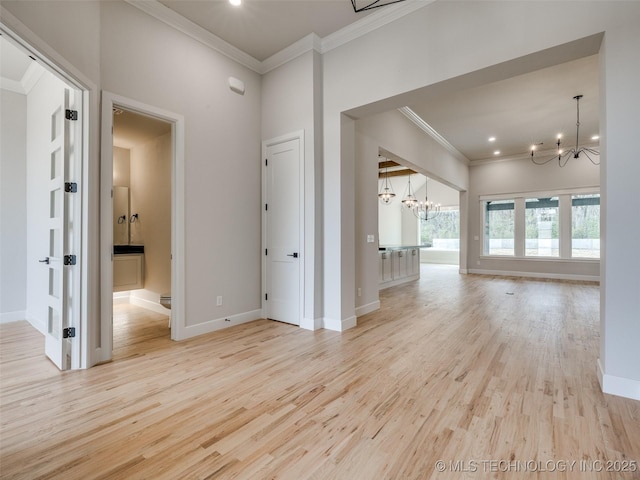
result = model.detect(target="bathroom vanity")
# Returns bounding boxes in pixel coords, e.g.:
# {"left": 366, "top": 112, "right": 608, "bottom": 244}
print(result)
{"left": 113, "top": 245, "right": 144, "bottom": 292}
{"left": 378, "top": 246, "right": 423, "bottom": 289}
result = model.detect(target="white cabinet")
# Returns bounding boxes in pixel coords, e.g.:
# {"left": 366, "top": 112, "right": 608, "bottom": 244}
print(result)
{"left": 113, "top": 253, "right": 144, "bottom": 292}
{"left": 379, "top": 247, "right": 420, "bottom": 289}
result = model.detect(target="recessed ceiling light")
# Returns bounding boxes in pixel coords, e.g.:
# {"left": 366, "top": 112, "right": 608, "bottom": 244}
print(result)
{"left": 591, "top": 135, "right": 599, "bottom": 140}
{"left": 488, "top": 136, "right": 496, "bottom": 142}
{"left": 229, "top": 0, "right": 241, "bottom": 5}
{"left": 494, "top": 150, "right": 500, "bottom": 155}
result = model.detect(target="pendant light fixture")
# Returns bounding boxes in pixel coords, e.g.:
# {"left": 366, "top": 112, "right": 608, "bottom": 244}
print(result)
{"left": 413, "top": 177, "right": 441, "bottom": 221}
{"left": 530, "top": 95, "right": 600, "bottom": 167}
{"left": 378, "top": 158, "right": 396, "bottom": 205}
{"left": 401, "top": 175, "right": 418, "bottom": 210}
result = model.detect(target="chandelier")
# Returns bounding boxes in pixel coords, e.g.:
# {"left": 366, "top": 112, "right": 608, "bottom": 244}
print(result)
{"left": 402, "top": 175, "right": 441, "bottom": 221}
{"left": 530, "top": 95, "right": 600, "bottom": 167}
{"left": 378, "top": 159, "right": 396, "bottom": 205}
{"left": 351, "top": 0, "right": 407, "bottom": 12}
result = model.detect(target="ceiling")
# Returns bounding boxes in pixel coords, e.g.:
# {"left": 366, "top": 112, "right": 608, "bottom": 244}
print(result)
{"left": 113, "top": 109, "right": 172, "bottom": 150}
{"left": 159, "top": 0, "right": 373, "bottom": 61}
{"left": 1, "top": 1, "right": 600, "bottom": 164}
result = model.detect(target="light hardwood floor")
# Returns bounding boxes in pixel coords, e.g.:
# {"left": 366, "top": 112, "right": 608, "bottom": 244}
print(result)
{"left": 1, "top": 265, "right": 638, "bottom": 479}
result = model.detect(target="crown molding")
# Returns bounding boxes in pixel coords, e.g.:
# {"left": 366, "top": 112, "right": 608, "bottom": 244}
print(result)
{"left": 125, "top": 0, "right": 262, "bottom": 73}
{"left": 126, "top": 0, "right": 432, "bottom": 75}
{"left": 398, "top": 107, "right": 470, "bottom": 166}
{"left": 321, "top": 0, "right": 434, "bottom": 54}
{"left": 0, "top": 77, "right": 24, "bottom": 94}
{"left": 21, "top": 60, "right": 45, "bottom": 94}
{"left": 261, "top": 33, "right": 322, "bottom": 74}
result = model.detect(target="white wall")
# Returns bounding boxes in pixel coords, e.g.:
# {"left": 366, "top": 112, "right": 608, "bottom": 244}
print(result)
{"left": 0, "top": 89, "right": 27, "bottom": 322}
{"left": 129, "top": 132, "right": 171, "bottom": 296}
{"left": 261, "top": 48, "right": 323, "bottom": 327}
{"left": 468, "top": 156, "right": 600, "bottom": 279}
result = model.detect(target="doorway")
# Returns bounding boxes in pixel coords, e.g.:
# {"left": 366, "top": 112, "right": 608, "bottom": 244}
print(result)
{"left": 100, "top": 93, "right": 185, "bottom": 363}
{"left": 111, "top": 108, "right": 172, "bottom": 354}
{"left": 0, "top": 30, "right": 87, "bottom": 370}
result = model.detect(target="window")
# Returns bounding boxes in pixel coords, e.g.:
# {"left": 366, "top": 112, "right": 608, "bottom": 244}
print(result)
{"left": 525, "top": 197, "right": 559, "bottom": 257}
{"left": 571, "top": 194, "right": 600, "bottom": 258}
{"left": 419, "top": 206, "right": 460, "bottom": 250}
{"left": 481, "top": 190, "right": 599, "bottom": 261}
{"left": 484, "top": 200, "right": 515, "bottom": 256}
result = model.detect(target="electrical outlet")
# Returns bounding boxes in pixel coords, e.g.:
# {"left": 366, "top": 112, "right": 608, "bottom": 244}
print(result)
{"left": 357, "top": 288, "right": 362, "bottom": 297}
{"left": 366, "top": 234, "right": 375, "bottom": 243}
{"left": 217, "top": 296, "right": 222, "bottom": 306}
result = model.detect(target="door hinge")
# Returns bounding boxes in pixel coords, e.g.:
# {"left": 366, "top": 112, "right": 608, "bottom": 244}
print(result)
{"left": 65, "top": 182, "right": 77, "bottom": 193}
{"left": 63, "top": 327, "right": 76, "bottom": 338}
{"left": 265, "top": 249, "right": 268, "bottom": 256}
{"left": 65, "top": 109, "right": 78, "bottom": 121}
{"left": 265, "top": 158, "right": 268, "bottom": 166}
{"left": 64, "top": 254, "right": 77, "bottom": 266}
{"left": 265, "top": 204, "right": 268, "bottom": 211}
{"left": 265, "top": 293, "right": 268, "bottom": 301}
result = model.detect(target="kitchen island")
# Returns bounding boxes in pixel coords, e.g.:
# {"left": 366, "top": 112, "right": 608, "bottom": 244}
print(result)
{"left": 378, "top": 245, "right": 427, "bottom": 289}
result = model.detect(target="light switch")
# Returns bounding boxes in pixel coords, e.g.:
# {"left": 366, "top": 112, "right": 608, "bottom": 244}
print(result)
{"left": 367, "top": 234, "right": 375, "bottom": 243}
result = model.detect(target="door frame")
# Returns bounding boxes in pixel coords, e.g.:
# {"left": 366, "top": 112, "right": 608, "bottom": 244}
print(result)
{"left": 261, "top": 131, "right": 305, "bottom": 325}
{"left": 99, "top": 92, "right": 186, "bottom": 362}
{"left": 0, "top": 19, "right": 91, "bottom": 369}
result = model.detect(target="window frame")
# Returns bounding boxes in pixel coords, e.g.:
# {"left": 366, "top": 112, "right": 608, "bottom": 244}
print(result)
{"left": 480, "top": 187, "right": 600, "bottom": 262}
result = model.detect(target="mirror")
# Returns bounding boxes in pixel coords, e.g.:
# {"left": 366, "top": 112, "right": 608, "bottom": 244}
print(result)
{"left": 113, "top": 186, "right": 129, "bottom": 245}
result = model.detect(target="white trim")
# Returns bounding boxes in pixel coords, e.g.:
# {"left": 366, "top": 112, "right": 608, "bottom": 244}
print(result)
{"left": 323, "top": 316, "right": 357, "bottom": 332}
{"left": 125, "top": 0, "right": 432, "bottom": 75}
{"left": 0, "top": 311, "right": 26, "bottom": 324}
{"left": 0, "top": 77, "right": 24, "bottom": 94}
{"left": 25, "top": 314, "right": 46, "bottom": 335}
{"left": 355, "top": 300, "right": 381, "bottom": 317}
{"left": 125, "top": 0, "right": 262, "bottom": 73}
{"left": 321, "top": 0, "right": 433, "bottom": 55}
{"left": 261, "top": 34, "right": 322, "bottom": 74}
{"left": 598, "top": 359, "right": 640, "bottom": 401}
{"left": 182, "top": 309, "right": 261, "bottom": 338}
{"left": 468, "top": 269, "right": 599, "bottom": 283}
{"left": 300, "top": 316, "right": 323, "bottom": 331}
{"left": 100, "top": 92, "right": 186, "bottom": 352}
{"left": 21, "top": 61, "right": 45, "bottom": 94}
{"left": 113, "top": 289, "right": 171, "bottom": 315}
{"left": 398, "top": 107, "right": 470, "bottom": 165}
{"left": 262, "top": 131, "right": 305, "bottom": 329}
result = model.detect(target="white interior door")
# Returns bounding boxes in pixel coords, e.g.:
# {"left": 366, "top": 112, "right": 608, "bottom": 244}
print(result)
{"left": 44, "top": 88, "right": 74, "bottom": 370}
{"left": 265, "top": 138, "right": 301, "bottom": 325}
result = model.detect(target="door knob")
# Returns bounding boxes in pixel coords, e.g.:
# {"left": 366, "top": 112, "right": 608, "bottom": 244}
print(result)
{"left": 286, "top": 252, "right": 298, "bottom": 258}
{"left": 39, "top": 257, "right": 50, "bottom": 264}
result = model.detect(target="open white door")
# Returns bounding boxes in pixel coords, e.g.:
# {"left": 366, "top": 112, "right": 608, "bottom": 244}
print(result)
{"left": 44, "top": 88, "right": 78, "bottom": 370}
{"left": 264, "top": 136, "right": 302, "bottom": 325}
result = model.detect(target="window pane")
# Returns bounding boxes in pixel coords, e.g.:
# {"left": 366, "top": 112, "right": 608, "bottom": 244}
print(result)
{"left": 419, "top": 207, "right": 460, "bottom": 250}
{"left": 572, "top": 194, "right": 600, "bottom": 258}
{"left": 525, "top": 197, "right": 559, "bottom": 257}
{"left": 484, "top": 200, "right": 514, "bottom": 255}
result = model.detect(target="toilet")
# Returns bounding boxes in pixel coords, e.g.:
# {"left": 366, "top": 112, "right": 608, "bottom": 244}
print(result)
{"left": 160, "top": 293, "right": 171, "bottom": 310}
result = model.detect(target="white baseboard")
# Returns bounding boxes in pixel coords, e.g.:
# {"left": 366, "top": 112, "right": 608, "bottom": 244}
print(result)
{"left": 26, "top": 314, "right": 46, "bottom": 335}
{"left": 355, "top": 300, "right": 380, "bottom": 317}
{"left": 323, "top": 315, "right": 357, "bottom": 332}
{"left": 597, "top": 359, "right": 640, "bottom": 401}
{"left": 459, "top": 268, "right": 468, "bottom": 274}
{"left": 0, "top": 311, "right": 26, "bottom": 324}
{"left": 468, "top": 269, "right": 599, "bottom": 283}
{"left": 178, "top": 309, "right": 261, "bottom": 340}
{"left": 300, "top": 316, "right": 323, "bottom": 331}
{"left": 113, "top": 289, "right": 169, "bottom": 315}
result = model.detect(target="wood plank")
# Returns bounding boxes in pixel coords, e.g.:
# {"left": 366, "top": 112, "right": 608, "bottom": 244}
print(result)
{"left": 1, "top": 266, "right": 638, "bottom": 479}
